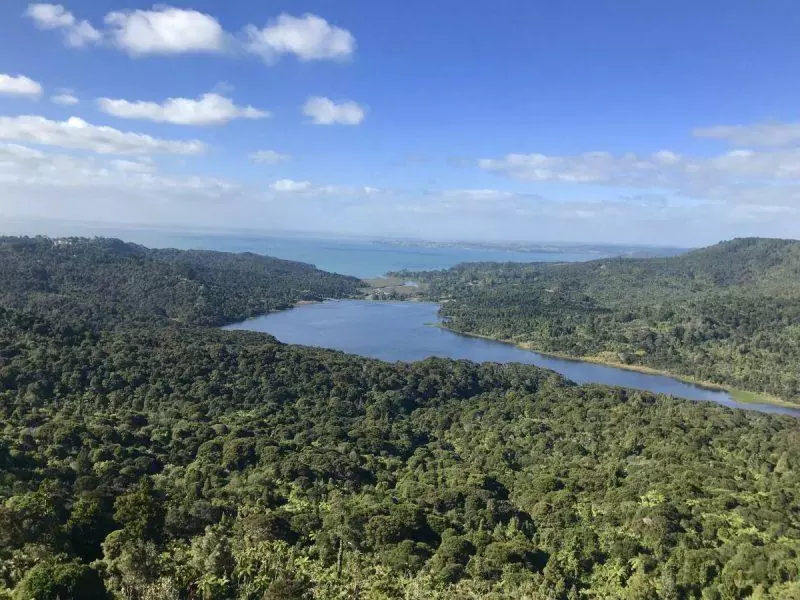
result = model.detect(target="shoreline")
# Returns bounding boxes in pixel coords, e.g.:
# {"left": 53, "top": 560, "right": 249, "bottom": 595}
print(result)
{"left": 225, "top": 297, "right": 798, "bottom": 411}
{"left": 437, "top": 325, "right": 798, "bottom": 409}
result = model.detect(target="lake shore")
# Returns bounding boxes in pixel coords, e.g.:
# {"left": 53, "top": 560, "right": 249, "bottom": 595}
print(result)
{"left": 437, "top": 325, "right": 798, "bottom": 409}
{"left": 223, "top": 299, "right": 800, "bottom": 415}
{"left": 360, "top": 277, "right": 425, "bottom": 300}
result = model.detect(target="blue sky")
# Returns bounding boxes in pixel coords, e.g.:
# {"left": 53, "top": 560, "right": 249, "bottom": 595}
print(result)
{"left": 2, "top": 1, "right": 800, "bottom": 244}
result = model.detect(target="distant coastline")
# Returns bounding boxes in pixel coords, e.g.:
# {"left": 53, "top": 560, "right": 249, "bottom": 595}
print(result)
{"left": 372, "top": 238, "right": 688, "bottom": 259}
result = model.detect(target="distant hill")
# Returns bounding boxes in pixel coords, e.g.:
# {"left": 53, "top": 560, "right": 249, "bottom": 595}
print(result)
{"left": 0, "top": 236, "right": 362, "bottom": 329}
{"left": 556, "top": 237, "right": 800, "bottom": 294}
{"left": 403, "top": 237, "right": 800, "bottom": 403}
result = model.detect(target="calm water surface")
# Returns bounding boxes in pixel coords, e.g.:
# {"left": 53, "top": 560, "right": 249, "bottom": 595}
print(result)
{"left": 63, "top": 228, "right": 680, "bottom": 278}
{"left": 144, "top": 234, "right": 605, "bottom": 277}
{"left": 6, "top": 222, "right": 685, "bottom": 277}
{"left": 225, "top": 300, "right": 800, "bottom": 417}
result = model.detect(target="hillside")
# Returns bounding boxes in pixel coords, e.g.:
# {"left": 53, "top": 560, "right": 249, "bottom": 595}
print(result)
{"left": 400, "top": 238, "right": 800, "bottom": 403}
{"left": 1, "top": 305, "right": 799, "bottom": 599}
{"left": 0, "top": 237, "right": 362, "bottom": 329}
{"left": 0, "top": 236, "right": 799, "bottom": 599}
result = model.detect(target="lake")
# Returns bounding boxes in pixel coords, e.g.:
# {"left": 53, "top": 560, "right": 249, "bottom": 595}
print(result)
{"left": 224, "top": 300, "right": 800, "bottom": 417}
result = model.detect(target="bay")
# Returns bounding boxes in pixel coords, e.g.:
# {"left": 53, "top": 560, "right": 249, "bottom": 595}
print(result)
{"left": 224, "top": 300, "right": 800, "bottom": 417}
{"left": 84, "top": 228, "right": 682, "bottom": 278}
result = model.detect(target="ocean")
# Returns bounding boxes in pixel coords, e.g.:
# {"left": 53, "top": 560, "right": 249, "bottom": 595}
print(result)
{"left": 59, "top": 228, "right": 683, "bottom": 278}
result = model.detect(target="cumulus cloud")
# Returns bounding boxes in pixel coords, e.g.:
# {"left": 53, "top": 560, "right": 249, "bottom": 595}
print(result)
{"left": 25, "top": 3, "right": 101, "bottom": 47}
{"left": 25, "top": 3, "right": 73, "bottom": 28}
{"left": 0, "top": 74, "right": 43, "bottom": 98}
{"left": 303, "top": 96, "right": 365, "bottom": 125}
{"left": 244, "top": 13, "right": 355, "bottom": 62}
{"left": 65, "top": 21, "right": 102, "bottom": 47}
{"left": 694, "top": 121, "right": 800, "bottom": 148}
{"left": 270, "top": 179, "right": 311, "bottom": 192}
{"left": 97, "top": 93, "right": 270, "bottom": 126}
{"left": 26, "top": 5, "right": 358, "bottom": 67}
{"left": 250, "top": 150, "right": 291, "bottom": 164}
{"left": 51, "top": 90, "right": 78, "bottom": 105}
{"left": 0, "top": 115, "right": 205, "bottom": 155}
{"left": 103, "top": 6, "right": 227, "bottom": 56}
{"left": 26, "top": 4, "right": 221, "bottom": 54}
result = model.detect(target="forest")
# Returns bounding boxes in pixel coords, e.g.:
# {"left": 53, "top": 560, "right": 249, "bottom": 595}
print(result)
{"left": 0, "top": 236, "right": 362, "bottom": 330}
{"left": 0, "top": 236, "right": 799, "bottom": 599}
{"left": 398, "top": 238, "right": 800, "bottom": 404}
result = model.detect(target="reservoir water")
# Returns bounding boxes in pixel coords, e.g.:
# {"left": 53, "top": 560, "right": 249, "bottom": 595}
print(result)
{"left": 225, "top": 300, "right": 800, "bottom": 417}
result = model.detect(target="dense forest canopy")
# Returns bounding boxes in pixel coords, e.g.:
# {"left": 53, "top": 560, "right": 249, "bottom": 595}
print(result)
{"left": 0, "top": 236, "right": 799, "bottom": 599}
{"left": 398, "top": 238, "right": 800, "bottom": 404}
{"left": 0, "top": 236, "right": 362, "bottom": 330}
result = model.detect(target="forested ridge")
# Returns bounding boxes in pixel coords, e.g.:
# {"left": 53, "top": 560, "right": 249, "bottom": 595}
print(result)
{"left": 1, "top": 236, "right": 799, "bottom": 599}
{"left": 399, "top": 238, "right": 800, "bottom": 404}
{"left": 0, "top": 236, "right": 362, "bottom": 330}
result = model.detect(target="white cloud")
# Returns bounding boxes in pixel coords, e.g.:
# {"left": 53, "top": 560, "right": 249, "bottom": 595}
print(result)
{"left": 0, "top": 143, "right": 46, "bottom": 161}
{"left": 303, "top": 96, "right": 365, "bottom": 125}
{"left": 0, "top": 142, "right": 247, "bottom": 228}
{"left": 694, "top": 121, "right": 800, "bottom": 148}
{"left": 420, "top": 189, "right": 541, "bottom": 217}
{"left": 268, "top": 179, "right": 381, "bottom": 197}
{"left": 104, "top": 6, "right": 226, "bottom": 56}
{"left": 0, "top": 74, "right": 43, "bottom": 98}
{"left": 478, "top": 151, "right": 684, "bottom": 185}
{"left": 244, "top": 13, "right": 355, "bottom": 62}
{"left": 3, "top": 142, "right": 800, "bottom": 245}
{"left": 51, "top": 90, "right": 79, "bottom": 105}
{"left": 0, "top": 144, "right": 214, "bottom": 191}
{"left": 97, "top": 93, "right": 269, "bottom": 126}
{"left": 0, "top": 115, "right": 205, "bottom": 155}
{"left": 250, "top": 150, "right": 291, "bottom": 164}
{"left": 477, "top": 148, "right": 800, "bottom": 188}
{"left": 440, "top": 189, "right": 519, "bottom": 200}
{"left": 475, "top": 144, "right": 800, "bottom": 228}
{"left": 269, "top": 179, "right": 384, "bottom": 198}
{"left": 25, "top": 3, "right": 101, "bottom": 47}
{"left": 25, "top": 3, "right": 73, "bottom": 28}
{"left": 26, "top": 5, "right": 358, "bottom": 70}
{"left": 108, "top": 158, "right": 155, "bottom": 173}
{"left": 315, "top": 184, "right": 382, "bottom": 196}
{"left": 66, "top": 20, "right": 102, "bottom": 47}
{"left": 270, "top": 179, "right": 311, "bottom": 192}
